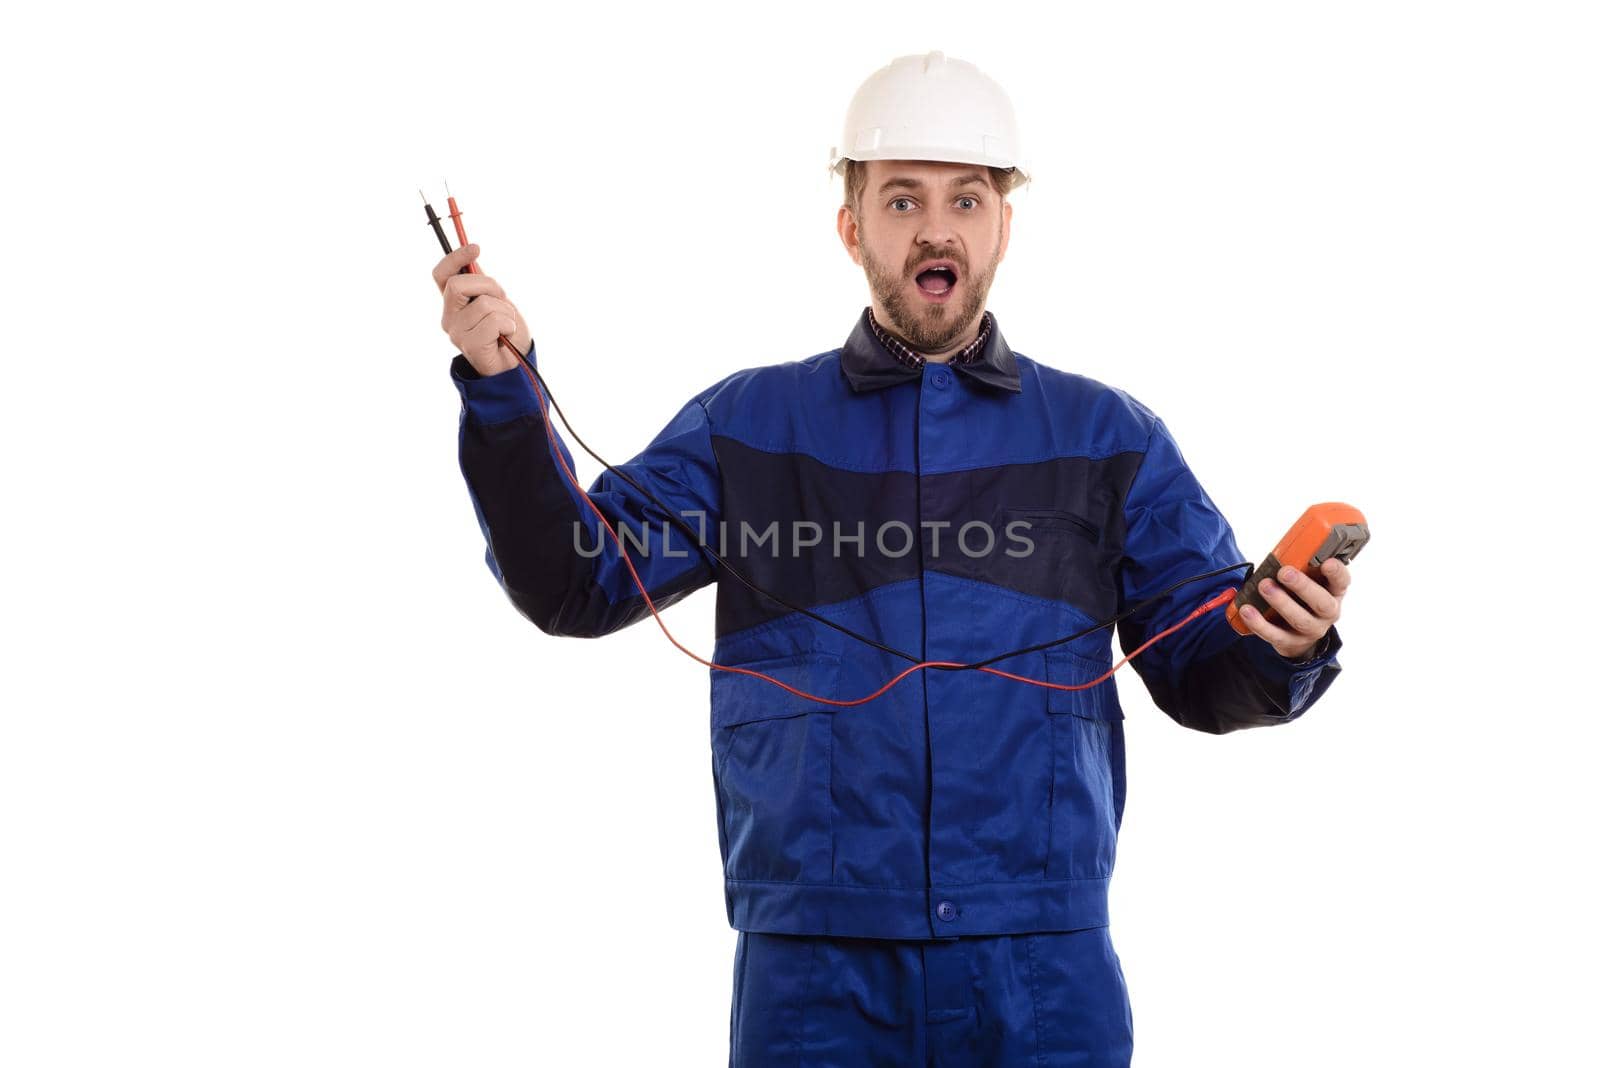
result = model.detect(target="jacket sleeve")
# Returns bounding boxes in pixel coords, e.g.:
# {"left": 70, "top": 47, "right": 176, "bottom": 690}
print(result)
{"left": 1115, "top": 415, "right": 1342, "bottom": 735}
{"left": 450, "top": 346, "right": 721, "bottom": 638}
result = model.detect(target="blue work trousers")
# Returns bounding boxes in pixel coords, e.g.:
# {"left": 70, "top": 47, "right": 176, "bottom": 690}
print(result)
{"left": 729, "top": 926, "right": 1134, "bottom": 1066}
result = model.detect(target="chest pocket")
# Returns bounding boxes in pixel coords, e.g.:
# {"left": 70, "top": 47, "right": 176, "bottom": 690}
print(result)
{"left": 1002, "top": 506, "right": 1119, "bottom": 621}
{"left": 1005, "top": 506, "right": 1101, "bottom": 546}
{"left": 709, "top": 652, "right": 841, "bottom": 885}
{"left": 1042, "top": 647, "right": 1125, "bottom": 881}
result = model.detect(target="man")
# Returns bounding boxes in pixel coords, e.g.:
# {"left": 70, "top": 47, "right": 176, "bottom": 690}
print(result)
{"left": 435, "top": 51, "right": 1350, "bottom": 1068}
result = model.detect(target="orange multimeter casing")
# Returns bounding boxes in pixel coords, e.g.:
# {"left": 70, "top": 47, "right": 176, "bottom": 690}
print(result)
{"left": 1227, "top": 503, "right": 1370, "bottom": 636}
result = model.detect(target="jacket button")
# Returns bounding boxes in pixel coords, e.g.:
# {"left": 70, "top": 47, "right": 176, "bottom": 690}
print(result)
{"left": 936, "top": 901, "right": 957, "bottom": 921}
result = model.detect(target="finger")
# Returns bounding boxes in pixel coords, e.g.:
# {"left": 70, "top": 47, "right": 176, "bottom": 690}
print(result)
{"left": 448, "top": 298, "right": 515, "bottom": 351}
{"left": 432, "top": 243, "right": 481, "bottom": 290}
{"left": 1238, "top": 604, "right": 1303, "bottom": 652}
{"left": 503, "top": 317, "right": 532, "bottom": 360}
{"left": 1320, "top": 557, "right": 1353, "bottom": 597}
{"left": 460, "top": 312, "right": 519, "bottom": 356}
{"left": 485, "top": 296, "right": 532, "bottom": 357}
{"left": 1274, "top": 564, "right": 1339, "bottom": 620}
{"left": 442, "top": 273, "right": 507, "bottom": 312}
{"left": 448, "top": 294, "right": 516, "bottom": 336}
{"left": 1257, "top": 576, "right": 1322, "bottom": 636}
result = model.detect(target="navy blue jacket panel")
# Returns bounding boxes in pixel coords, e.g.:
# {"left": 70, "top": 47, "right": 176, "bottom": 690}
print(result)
{"left": 450, "top": 309, "right": 1343, "bottom": 940}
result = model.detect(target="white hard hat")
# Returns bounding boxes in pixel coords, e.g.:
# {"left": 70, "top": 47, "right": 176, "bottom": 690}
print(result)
{"left": 828, "top": 51, "right": 1030, "bottom": 186}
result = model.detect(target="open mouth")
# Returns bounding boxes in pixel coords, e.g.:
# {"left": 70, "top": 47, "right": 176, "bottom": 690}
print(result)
{"left": 913, "top": 261, "right": 959, "bottom": 302}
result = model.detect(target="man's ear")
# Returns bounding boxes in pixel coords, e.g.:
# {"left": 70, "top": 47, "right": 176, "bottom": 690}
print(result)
{"left": 837, "top": 204, "right": 864, "bottom": 267}
{"left": 997, "top": 199, "right": 1013, "bottom": 264}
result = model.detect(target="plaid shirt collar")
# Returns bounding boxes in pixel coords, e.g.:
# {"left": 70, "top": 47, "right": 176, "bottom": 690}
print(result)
{"left": 867, "top": 306, "right": 993, "bottom": 370}
{"left": 840, "top": 306, "right": 1021, "bottom": 394}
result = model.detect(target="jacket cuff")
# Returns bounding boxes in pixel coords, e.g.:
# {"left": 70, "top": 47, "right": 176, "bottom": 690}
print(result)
{"left": 1241, "top": 623, "right": 1343, "bottom": 716}
{"left": 1284, "top": 625, "right": 1341, "bottom": 666}
{"left": 450, "top": 349, "right": 541, "bottom": 425}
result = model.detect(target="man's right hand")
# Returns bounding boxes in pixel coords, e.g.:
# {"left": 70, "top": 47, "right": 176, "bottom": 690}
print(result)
{"left": 433, "top": 244, "right": 533, "bottom": 377}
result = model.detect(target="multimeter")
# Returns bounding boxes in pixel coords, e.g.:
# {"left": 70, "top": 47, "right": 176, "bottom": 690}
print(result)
{"left": 1227, "top": 503, "right": 1370, "bottom": 636}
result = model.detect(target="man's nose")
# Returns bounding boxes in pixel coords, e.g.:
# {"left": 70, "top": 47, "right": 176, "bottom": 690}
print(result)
{"left": 915, "top": 203, "right": 960, "bottom": 247}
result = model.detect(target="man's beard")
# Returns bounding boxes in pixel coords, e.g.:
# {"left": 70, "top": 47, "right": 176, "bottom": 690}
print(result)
{"left": 861, "top": 237, "right": 998, "bottom": 354}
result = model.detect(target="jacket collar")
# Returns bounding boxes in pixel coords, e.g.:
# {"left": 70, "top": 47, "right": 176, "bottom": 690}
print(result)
{"left": 840, "top": 306, "right": 1022, "bottom": 394}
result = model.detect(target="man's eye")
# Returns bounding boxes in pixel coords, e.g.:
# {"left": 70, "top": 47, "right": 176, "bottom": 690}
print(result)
{"left": 957, "top": 196, "right": 978, "bottom": 209}
{"left": 890, "top": 197, "right": 914, "bottom": 212}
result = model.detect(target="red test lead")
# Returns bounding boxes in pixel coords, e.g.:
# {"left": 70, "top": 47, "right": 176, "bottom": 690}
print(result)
{"left": 445, "top": 178, "right": 480, "bottom": 275}
{"left": 427, "top": 190, "right": 1242, "bottom": 707}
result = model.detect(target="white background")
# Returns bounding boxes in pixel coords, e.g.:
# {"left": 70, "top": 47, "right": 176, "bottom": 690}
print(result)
{"left": 3, "top": 1, "right": 1595, "bottom": 1064}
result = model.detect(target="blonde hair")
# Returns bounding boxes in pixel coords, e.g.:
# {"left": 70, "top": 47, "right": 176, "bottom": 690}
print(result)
{"left": 842, "top": 159, "right": 1024, "bottom": 215}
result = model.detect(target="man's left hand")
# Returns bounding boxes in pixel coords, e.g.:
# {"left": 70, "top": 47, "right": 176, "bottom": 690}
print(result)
{"left": 1238, "top": 558, "right": 1352, "bottom": 661}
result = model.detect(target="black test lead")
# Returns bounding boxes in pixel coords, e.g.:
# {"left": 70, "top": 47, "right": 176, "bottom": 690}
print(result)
{"left": 421, "top": 189, "right": 452, "bottom": 255}
{"left": 420, "top": 187, "right": 1245, "bottom": 704}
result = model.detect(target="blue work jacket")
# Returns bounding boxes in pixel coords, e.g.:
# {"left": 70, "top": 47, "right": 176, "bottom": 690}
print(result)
{"left": 450, "top": 308, "right": 1343, "bottom": 940}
